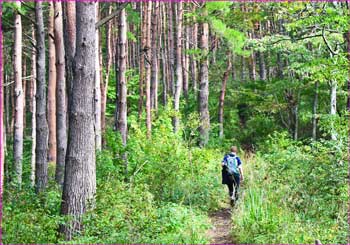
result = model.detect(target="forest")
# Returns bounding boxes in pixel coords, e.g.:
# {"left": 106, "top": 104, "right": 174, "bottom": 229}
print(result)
{"left": 0, "top": 1, "right": 349, "bottom": 244}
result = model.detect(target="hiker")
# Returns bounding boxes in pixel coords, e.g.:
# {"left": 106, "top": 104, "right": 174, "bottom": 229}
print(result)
{"left": 221, "top": 146, "right": 244, "bottom": 204}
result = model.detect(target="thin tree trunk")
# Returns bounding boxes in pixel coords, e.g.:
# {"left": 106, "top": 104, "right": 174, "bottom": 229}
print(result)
{"left": 30, "top": 25, "right": 36, "bottom": 187}
{"left": 167, "top": 3, "right": 175, "bottom": 97}
{"left": 151, "top": 2, "right": 159, "bottom": 111}
{"left": 330, "top": 79, "right": 337, "bottom": 140}
{"left": 117, "top": 7, "right": 128, "bottom": 177}
{"left": 13, "top": 1, "right": 23, "bottom": 185}
{"left": 161, "top": 3, "right": 168, "bottom": 105}
{"left": 95, "top": 2, "right": 102, "bottom": 150}
{"left": 241, "top": 56, "right": 246, "bottom": 82}
{"left": 190, "top": 11, "right": 198, "bottom": 91}
{"left": 173, "top": 2, "right": 183, "bottom": 133}
{"left": 54, "top": 2, "right": 67, "bottom": 187}
{"left": 145, "top": 2, "right": 152, "bottom": 138}
{"left": 257, "top": 22, "right": 266, "bottom": 81}
{"left": 48, "top": 2, "right": 57, "bottom": 163}
{"left": 198, "top": 17, "right": 210, "bottom": 147}
{"left": 183, "top": 25, "right": 190, "bottom": 100}
{"left": 293, "top": 90, "right": 300, "bottom": 141}
{"left": 35, "top": 2, "right": 49, "bottom": 193}
{"left": 138, "top": 3, "right": 146, "bottom": 120}
{"left": 0, "top": 21, "right": 4, "bottom": 192}
{"left": 218, "top": 54, "right": 232, "bottom": 139}
{"left": 61, "top": 2, "right": 96, "bottom": 240}
{"left": 248, "top": 32, "right": 257, "bottom": 81}
{"left": 101, "top": 4, "right": 113, "bottom": 144}
{"left": 22, "top": 58, "right": 26, "bottom": 131}
{"left": 312, "top": 82, "right": 319, "bottom": 140}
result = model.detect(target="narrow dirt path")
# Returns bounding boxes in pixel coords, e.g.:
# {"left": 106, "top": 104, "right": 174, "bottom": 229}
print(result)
{"left": 207, "top": 207, "right": 234, "bottom": 244}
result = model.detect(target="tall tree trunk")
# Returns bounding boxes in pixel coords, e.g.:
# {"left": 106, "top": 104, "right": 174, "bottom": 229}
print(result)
{"left": 54, "top": 2, "right": 67, "bottom": 187}
{"left": 312, "top": 82, "right": 319, "bottom": 141}
{"left": 95, "top": 3, "right": 102, "bottom": 150}
{"left": 145, "top": 2, "right": 152, "bottom": 138}
{"left": 190, "top": 11, "right": 198, "bottom": 91}
{"left": 151, "top": 2, "right": 159, "bottom": 111}
{"left": 167, "top": 3, "right": 175, "bottom": 97}
{"left": 0, "top": 18, "right": 4, "bottom": 192}
{"left": 241, "top": 56, "right": 246, "bottom": 82}
{"left": 257, "top": 22, "right": 266, "bottom": 81}
{"left": 22, "top": 58, "right": 26, "bottom": 131}
{"left": 183, "top": 25, "right": 190, "bottom": 99}
{"left": 48, "top": 2, "right": 57, "bottom": 163}
{"left": 248, "top": 32, "right": 257, "bottom": 81}
{"left": 330, "top": 79, "right": 337, "bottom": 140}
{"left": 161, "top": 3, "right": 168, "bottom": 105}
{"left": 173, "top": 2, "right": 183, "bottom": 133}
{"left": 13, "top": 1, "right": 23, "bottom": 185}
{"left": 198, "top": 18, "right": 210, "bottom": 147}
{"left": 35, "top": 2, "right": 49, "bottom": 193}
{"left": 101, "top": 4, "right": 113, "bottom": 145}
{"left": 293, "top": 90, "right": 300, "bottom": 141}
{"left": 117, "top": 7, "right": 128, "bottom": 177}
{"left": 61, "top": 2, "right": 96, "bottom": 240}
{"left": 63, "top": 2, "right": 76, "bottom": 103}
{"left": 218, "top": 54, "right": 232, "bottom": 139}
{"left": 30, "top": 25, "right": 37, "bottom": 187}
{"left": 138, "top": 3, "right": 146, "bottom": 120}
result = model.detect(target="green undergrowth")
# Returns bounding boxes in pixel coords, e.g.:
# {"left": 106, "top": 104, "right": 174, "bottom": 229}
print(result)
{"left": 232, "top": 132, "right": 348, "bottom": 244}
{"left": 3, "top": 110, "right": 225, "bottom": 244}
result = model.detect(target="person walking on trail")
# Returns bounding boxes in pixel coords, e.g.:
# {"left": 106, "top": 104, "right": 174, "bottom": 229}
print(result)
{"left": 221, "top": 146, "right": 244, "bottom": 205}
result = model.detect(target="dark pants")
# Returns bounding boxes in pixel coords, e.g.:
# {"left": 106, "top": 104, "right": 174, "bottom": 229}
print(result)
{"left": 226, "top": 173, "right": 240, "bottom": 200}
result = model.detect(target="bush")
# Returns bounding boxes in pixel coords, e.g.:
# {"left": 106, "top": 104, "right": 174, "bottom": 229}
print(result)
{"left": 232, "top": 132, "right": 348, "bottom": 244}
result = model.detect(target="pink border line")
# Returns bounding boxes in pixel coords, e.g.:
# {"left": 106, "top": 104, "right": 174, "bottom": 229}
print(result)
{"left": 0, "top": 0, "right": 349, "bottom": 245}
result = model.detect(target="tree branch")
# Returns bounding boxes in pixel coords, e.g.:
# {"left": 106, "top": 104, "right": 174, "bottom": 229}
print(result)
{"left": 95, "top": 3, "right": 129, "bottom": 29}
{"left": 322, "top": 26, "right": 339, "bottom": 56}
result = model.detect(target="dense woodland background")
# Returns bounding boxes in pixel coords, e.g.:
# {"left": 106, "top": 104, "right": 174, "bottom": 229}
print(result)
{"left": 1, "top": 1, "right": 349, "bottom": 244}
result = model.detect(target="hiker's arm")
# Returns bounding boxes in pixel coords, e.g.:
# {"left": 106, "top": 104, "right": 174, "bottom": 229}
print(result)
{"left": 239, "top": 166, "right": 244, "bottom": 181}
{"left": 238, "top": 157, "right": 244, "bottom": 181}
{"left": 221, "top": 155, "right": 226, "bottom": 166}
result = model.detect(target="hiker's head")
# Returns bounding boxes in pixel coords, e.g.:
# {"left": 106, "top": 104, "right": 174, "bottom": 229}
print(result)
{"left": 230, "top": 146, "right": 237, "bottom": 153}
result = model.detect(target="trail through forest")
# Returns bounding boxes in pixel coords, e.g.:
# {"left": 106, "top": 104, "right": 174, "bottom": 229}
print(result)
{"left": 207, "top": 207, "right": 234, "bottom": 244}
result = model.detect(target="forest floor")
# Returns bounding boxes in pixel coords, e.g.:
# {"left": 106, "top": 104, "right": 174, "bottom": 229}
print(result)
{"left": 207, "top": 206, "right": 234, "bottom": 244}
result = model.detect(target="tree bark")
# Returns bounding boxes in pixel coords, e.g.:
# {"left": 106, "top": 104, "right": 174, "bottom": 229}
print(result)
{"left": 117, "top": 7, "right": 128, "bottom": 146}
{"left": 30, "top": 25, "right": 36, "bottom": 187}
{"left": 95, "top": 2, "right": 102, "bottom": 150}
{"left": 330, "top": 79, "right": 337, "bottom": 140}
{"left": 151, "top": 2, "right": 159, "bottom": 111}
{"left": 145, "top": 2, "right": 152, "bottom": 138}
{"left": 167, "top": 3, "right": 175, "bottom": 97}
{"left": 190, "top": 11, "right": 198, "bottom": 91}
{"left": 183, "top": 25, "right": 190, "bottom": 99}
{"left": 138, "top": 3, "right": 146, "bottom": 120}
{"left": 173, "top": 2, "right": 183, "bottom": 133}
{"left": 63, "top": 2, "right": 76, "bottom": 104}
{"left": 312, "top": 82, "right": 318, "bottom": 141}
{"left": 48, "top": 2, "right": 57, "bottom": 163}
{"left": 218, "top": 54, "right": 232, "bottom": 139}
{"left": 35, "top": 2, "right": 49, "bottom": 193}
{"left": 101, "top": 4, "right": 113, "bottom": 144}
{"left": 54, "top": 2, "right": 67, "bottom": 187}
{"left": 61, "top": 2, "right": 96, "bottom": 240}
{"left": 117, "top": 7, "right": 128, "bottom": 178}
{"left": 198, "top": 18, "right": 210, "bottom": 147}
{"left": 161, "top": 3, "right": 168, "bottom": 105}
{"left": 13, "top": 1, "right": 23, "bottom": 185}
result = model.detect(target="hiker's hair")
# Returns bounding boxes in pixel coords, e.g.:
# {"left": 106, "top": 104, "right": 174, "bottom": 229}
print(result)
{"left": 230, "top": 146, "right": 237, "bottom": 153}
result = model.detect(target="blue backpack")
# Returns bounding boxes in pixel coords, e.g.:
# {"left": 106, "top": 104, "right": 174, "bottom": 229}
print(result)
{"left": 225, "top": 155, "right": 239, "bottom": 175}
